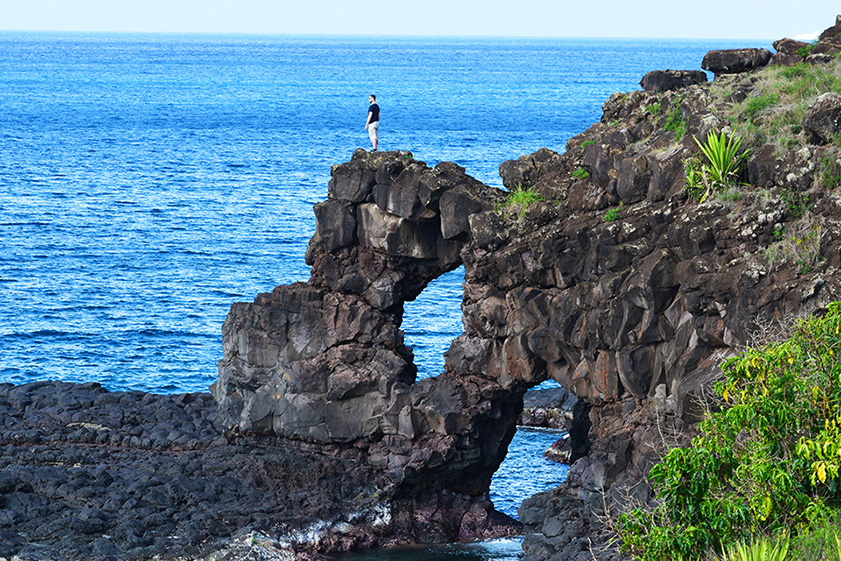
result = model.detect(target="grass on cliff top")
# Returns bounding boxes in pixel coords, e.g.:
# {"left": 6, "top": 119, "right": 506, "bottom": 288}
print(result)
{"left": 713, "top": 57, "right": 841, "bottom": 148}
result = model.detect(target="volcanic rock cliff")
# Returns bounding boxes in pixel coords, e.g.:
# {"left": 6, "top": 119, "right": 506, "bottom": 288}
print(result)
{"left": 212, "top": 15, "right": 841, "bottom": 561}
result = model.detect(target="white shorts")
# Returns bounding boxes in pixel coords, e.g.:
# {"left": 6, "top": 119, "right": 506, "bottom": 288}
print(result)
{"left": 368, "top": 121, "right": 379, "bottom": 141}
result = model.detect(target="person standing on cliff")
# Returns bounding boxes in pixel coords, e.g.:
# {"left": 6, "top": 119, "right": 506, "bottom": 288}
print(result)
{"left": 365, "top": 94, "right": 380, "bottom": 151}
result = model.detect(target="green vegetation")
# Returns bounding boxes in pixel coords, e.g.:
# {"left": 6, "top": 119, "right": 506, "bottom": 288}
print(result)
{"left": 741, "top": 94, "right": 780, "bottom": 123}
{"left": 664, "top": 95, "right": 686, "bottom": 140}
{"left": 604, "top": 202, "right": 623, "bottom": 222}
{"left": 499, "top": 183, "right": 544, "bottom": 218}
{"left": 581, "top": 138, "right": 596, "bottom": 148}
{"left": 715, "top": 187, "right": 743, "bottom": 202}
{"left": 718, "top": 59, "right": 841, "bottom": 147}
{"left": 820, "top": 154, "right": 841, "bottom": 188}
{"left": 685, "top": 130, "right": 749, "bottom": 203}
{"left": 788, "top": 521, "right": 841, "bottom": 561}
{"left": 796, "top": 43, "right": 816, "bottom": 58}
{"left": 764, "top": 217, "right": 823, "bottom": 274}
{"left": 647, "top": 101, "right": 662, "bottom": 115}
{"left": 724, "top": 535, "right": 790, "bottom": 561}
{"left": 572, "top": 167, "right": 590, "bottom": 179}
{"left": 619, "top": 302, "right": 841, "bottom": 561}
{"left": 781, "top": 188, "right": 812, "bottom": 219}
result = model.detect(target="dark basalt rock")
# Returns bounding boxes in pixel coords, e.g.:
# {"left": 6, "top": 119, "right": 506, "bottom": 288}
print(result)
{"left": 702, "top": 47, "right": 772, "bottom": 76}
{"left": 803, "top": 92, "right": 841, "bottom": 144}
{"left": 0, "top": 381, "right": 394, "bottom": 561}
{"left": 215, "top": 150, "right": 520, "bottom": 550}
{"left": 773, "top": 37, "right": 811, "bottom": 55}
{"left": 770, "top": 38, "right": 810, "bottom": 66}
{"left": 639, "top": 70, "right": 707, "bottom": 93}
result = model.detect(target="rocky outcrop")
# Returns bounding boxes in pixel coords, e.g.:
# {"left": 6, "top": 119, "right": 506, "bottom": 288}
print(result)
{"left": 813, "top": 15, "right": 841, "bottom": 56}
{"left": 771, "top": 37, "right": 811, "bottom": 66}
{"left": 639, "top": 70, "right": 707, "bottom": 93}
{"left": 804, "top": 92, "right": 841, "bottom": 145}
{"left": 0, "top": 381, "right": 393, "bottom": 561}
{"left": 702, "top": 48, "right": 772, "bottom": 76}
{"left": 520, "top": 386, "right": 578, "bottom": 430}
{"left": 213, "top": 150, "right": 522, "bottom": 546}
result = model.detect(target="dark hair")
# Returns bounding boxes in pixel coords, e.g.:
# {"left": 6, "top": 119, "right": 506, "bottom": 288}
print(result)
{"left": 369, "top": 94, "right": 376, "bottom": 100}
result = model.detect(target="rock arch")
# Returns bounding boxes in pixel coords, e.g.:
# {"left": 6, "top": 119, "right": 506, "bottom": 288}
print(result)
{"left": 212, "top": 149, "right": 523, "bottom": 541}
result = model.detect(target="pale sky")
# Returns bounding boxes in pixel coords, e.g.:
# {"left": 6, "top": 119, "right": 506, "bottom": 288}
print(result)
{"left": 0, "top": 0, "right": 838, "bottom": 39}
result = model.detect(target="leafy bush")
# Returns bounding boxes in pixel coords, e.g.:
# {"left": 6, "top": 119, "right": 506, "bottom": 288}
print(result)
{"left": 788, "top": 521, "right": 841, "bottom": 561}
{"left": 781, "top": 188, "right": 812, "bottom": 219}
{"left": 764, "top": 217, "right": 823, "bottom": 275}
{"left": 781, "top": 63, "right": 809, "bottom": 80}
{"left": 796, "top": 43, "right": 816, "bottom": 58}
{"left": 572, "top": 167, "right": 590, "bottom": 179}
{"left": 619, "top": 302, "right": 841, "bottom": 561}
{"left": 604, "top": 202, "right": 623, "bottom": 222}
{"left": 500, "top": 183, "right": 544, "bottom": 217}
{"left": 647, "top": 101, "right": 662, "bottom": 115}
{"left": 819, "top": 154, "right": 841, "bottom": 189}
{"left": 581, "top": 138, "right": 596, "bottom": 148}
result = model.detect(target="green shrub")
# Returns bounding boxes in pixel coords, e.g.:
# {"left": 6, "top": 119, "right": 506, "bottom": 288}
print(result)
{"left": 764, "top": 217, "right": 823, "bottom": 274}
{"left": 781, "top": 188, "right": 812, "bottom": 219}
{"left": 789, "top": 521, "right": 841, "bottom": 561}
{"left": 500, "top": 183, "right": 544, "bottom": 218}
{"left": 689, "top": 130, "right": 750, "bottom": 203}
{"left": 647, "top": 101, "right": 662, "bottom": 115}
{"left": 604, "top": 202, "right": 623, "bottom": 222}
{"left": 683, "top": 157, "right": 706, "bottom": 201}
{"left": 665, "top": 95, "right": 686, "bottom": 140}
{"left": 796, "top": 44, "right": 815, "bottom": 58}
{"left": 618, "top": 302, "right": 841, "bottom": 561}
{"left": 581, "top": 138, "right": 596, "bottom": 148}
{"left": 572, "top": 167, "right": 590, "bottom": 179}
{"left": 781, "top": 63, "right": 809, "bottom": 80}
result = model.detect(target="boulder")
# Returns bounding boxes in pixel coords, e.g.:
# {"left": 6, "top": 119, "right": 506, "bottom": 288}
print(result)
{"left": 770, "top": 38, "right": 810, "bottom": 66}
{"left": 773, "top": 37, "right": 811, "bottom": 55}
{"left": 499, "top": 153, "right": 538, "bottom": 190}
{"left": 701, "top": 48, "right": 772, "bottom": 76}
{"left": 639, "top": 70, "right": 707, "bottom": 93}
{"left": 803, "top": 92, "right": 841, "bottom": 144}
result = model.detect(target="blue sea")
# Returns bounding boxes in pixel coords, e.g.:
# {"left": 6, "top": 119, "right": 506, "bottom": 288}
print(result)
{"left": 0, "top": 32, "right": 762, "bottom": 558}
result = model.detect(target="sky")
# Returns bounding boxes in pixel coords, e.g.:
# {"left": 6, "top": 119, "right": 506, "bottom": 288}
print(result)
{"left": 0, "top": 0, "right": 838, "bottom": 40}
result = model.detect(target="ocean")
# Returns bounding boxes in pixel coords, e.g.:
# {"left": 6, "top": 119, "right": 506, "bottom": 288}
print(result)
{"left": 0, "top": 31, "right": 762, "bottom": 558}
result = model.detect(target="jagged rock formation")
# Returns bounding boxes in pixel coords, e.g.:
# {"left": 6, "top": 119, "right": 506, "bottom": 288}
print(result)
{"left": 211, "top": 14, "right": 841, "bottom": 561}
{"left": 213, "top": 150, "right": 522, "bottom": 544}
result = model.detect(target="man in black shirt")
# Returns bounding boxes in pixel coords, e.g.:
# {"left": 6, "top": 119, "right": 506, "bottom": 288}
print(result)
{"left": 365, "top": 94, "right": 380, "bottom": 151}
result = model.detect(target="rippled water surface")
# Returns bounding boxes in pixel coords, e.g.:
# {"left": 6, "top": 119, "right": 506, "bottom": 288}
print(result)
{"left": 0, "top": 32, "right": 761, "bottom": 559}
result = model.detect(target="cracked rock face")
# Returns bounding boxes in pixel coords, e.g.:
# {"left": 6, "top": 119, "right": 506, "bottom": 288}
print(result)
{"left": 213, "top": 150, "right": 520, "bottom": 543}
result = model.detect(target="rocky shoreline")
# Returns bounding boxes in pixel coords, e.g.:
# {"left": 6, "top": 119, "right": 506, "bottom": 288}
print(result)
{"left": 6, "top": 15, "right": 841, "bottom": 561}
{"left": 0, "top": 380, "right": 519, "bottom": 561}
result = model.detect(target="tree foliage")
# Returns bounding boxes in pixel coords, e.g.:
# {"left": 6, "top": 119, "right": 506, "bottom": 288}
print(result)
{"left": 619, "top": 302, "right": 841, "bottom": 561}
